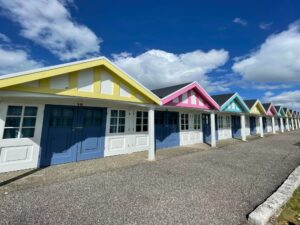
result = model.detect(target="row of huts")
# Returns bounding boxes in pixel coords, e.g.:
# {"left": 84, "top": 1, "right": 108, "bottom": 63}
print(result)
{"left": 0, "top": 57, "right": 299, "bottom": 173}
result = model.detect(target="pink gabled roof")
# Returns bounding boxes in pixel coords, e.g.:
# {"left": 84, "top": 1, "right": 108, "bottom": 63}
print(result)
{"left": 160, "top": 82, "right": 220, "bottom": 110}
{"left": 267, "top": 104, "right": 278, "bottom": 116}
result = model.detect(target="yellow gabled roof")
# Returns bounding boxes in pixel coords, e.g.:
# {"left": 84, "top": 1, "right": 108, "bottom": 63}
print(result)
{"left": 250, "top": 100, "right": 267, "bottom": 115}
{"left": 0, "top": 57, "right": 160, "bottom": 104}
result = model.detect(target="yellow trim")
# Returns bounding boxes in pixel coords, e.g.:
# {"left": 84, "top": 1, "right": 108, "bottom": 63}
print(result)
{"left": 250, "top": 100, "right": 267, "bottom": 115}
{"left": 0, "top": 58, "right": 160, "bottom": 104}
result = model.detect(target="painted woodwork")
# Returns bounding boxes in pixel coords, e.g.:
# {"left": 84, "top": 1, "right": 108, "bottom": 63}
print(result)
{"left": 161, "top": 82, "right": 220, "bottom": 110}
{"left": 0, "top": 58, "right": 160, "bottom": 105}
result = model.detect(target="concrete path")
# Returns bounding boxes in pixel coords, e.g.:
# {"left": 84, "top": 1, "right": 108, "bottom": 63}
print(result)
{"left": 1, "top": 131, "right": 300, "bottom": 225}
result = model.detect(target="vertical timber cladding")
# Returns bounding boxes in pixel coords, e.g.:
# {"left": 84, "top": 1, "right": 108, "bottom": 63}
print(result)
{"left": 152, "top": 82, "right": 220, "bottom": 148}
{"left": 245, "top": 99, "right": 267, "bottom": 136}
{"left": 0, "top": 57, "right": 160, "bottom": 171}
{"left": 40, "top": 105, "right": 107, "bottom": 166}
{"left": 155, "top": 111, "right": 179, "bottom": 150}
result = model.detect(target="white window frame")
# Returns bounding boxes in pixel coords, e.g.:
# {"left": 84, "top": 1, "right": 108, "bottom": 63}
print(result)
{"left": 181, "top": 113, "right": 189, "bottom": 130}
{"left": 2, "top": 105, "right": 38, "bottom": 139}
{"left": 108, "top": 109, "right": 126, "bottom": 134}
{"left": 135, "top": 110, "right": 148, "bottom": 133}
{"left": 194, "top": 114, "right": 201, "bottom": 130}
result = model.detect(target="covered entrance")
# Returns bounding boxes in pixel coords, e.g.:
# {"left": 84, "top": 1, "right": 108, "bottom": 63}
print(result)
{"left": 40, "top": 105, "right": 107, "bottom": 166}
{"left": 155, "top": 111, "right": 179, "bottom": 150}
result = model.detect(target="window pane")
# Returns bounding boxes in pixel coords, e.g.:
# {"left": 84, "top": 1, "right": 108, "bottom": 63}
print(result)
{"left": 21, "top": 128, "right": 35, "bottom": 138}
{"left": 136, "top": 118, "right": 142, "bottom": 125}
{"left": 110, "top": 126, "right": 117, "bottom": 133}
{"left": 143, "top": 125, "right": 148, "bottom": 131}
{"left": 24, "top": 107, "right": 38, "bottom": 116}
{"left": 110, "top": 118, "right": 118, "bottom": 125}
{"left": 119, "top": 118, "right": 125, "bottom": 125}
{"left": 63, "top": 118, "right": 73, "bottom": 127}
{"left": 5, "top": 117, "right": 21, "bottom": 127}
{"left": 7, "top": 106, "right": 22, "bottom": 116}
{"left": 3, "top": 128, "right": 19, "bottom": 139}
{"left": 118, "top": 125, "right": 125, "bottom": 133}
{"left": 136, "top": 125, "right": 141, "bottom": 132}
{"left": 143, "top": 118, "right": 148, "bottom": 124}
{"left": 111, "top": 110, "right": 118, "bottom": 117}
{"left": 22, "top": 117, "right": 36, "bottom": 127}
{"left": 137, "top": 111, "right": 142, "bottom": 117}
{"left": 143, "top": 112, "right": 148, "bottom": 118}
{"left": 119, "top": 110, "right": 125, "bottom": 117}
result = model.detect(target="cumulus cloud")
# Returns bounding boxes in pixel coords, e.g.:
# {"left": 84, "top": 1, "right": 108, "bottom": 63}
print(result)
{"left": 112, "top": 49, "right": 229, "bottom": 91}
{"left": 232, "top": 22, "right": 300, "bottom": 83}
{"left": 259, "top": 22, "right": 272, "bottom": 30}
{"left": 0, "top": 0, "right": 101, "bottom": 61}
{"left": 263, "top": 90, "right": 300, "bottom": 111}
{"left": 0, "top": 46, "right": 43, "bottom": 75}
{"left": 233, "top": 18, "right": 247, "bottom": 26}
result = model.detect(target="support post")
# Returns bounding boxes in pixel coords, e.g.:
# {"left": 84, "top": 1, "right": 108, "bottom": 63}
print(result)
{"left": 259, "top": 116, "right": 264, "bottom": 137}
{"left": 287, "top": 118, "right": 290, "bottom": 131}
{"left": 241, "top": 114, "right": 246, "bottom": 141}
{"left": 210, "top": 112, "right": 216, "bottom": 147}
{"left": 291, "top": 118, "right": 294, "bottom": 130}
{"left": 271, "top": 117, "right": 276, "bottom": 134}
{"left": 148, "top": 107, "right": 155, "bottom": 161}
{"left": 280, "top": 117, "right": 284, "bottom": 133}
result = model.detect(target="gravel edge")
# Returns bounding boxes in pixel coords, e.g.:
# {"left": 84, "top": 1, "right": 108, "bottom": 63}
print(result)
{"left": 248, "top": 165, "right": 300, "bottom": 225}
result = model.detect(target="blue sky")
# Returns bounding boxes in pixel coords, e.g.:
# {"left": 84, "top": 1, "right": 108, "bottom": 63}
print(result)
{"left": 0, "top": 0, "right": 300, "bottom": 109}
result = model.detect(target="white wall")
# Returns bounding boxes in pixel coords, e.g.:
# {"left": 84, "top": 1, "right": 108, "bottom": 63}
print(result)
{"left": 180, "top": 113, "right": 203, "bottom": 146}
{"left": 0, "top": 101, "right": 44, "bottom": 173}
{"left": 104, "top": 108, "right": 150, "bottom": 156}
{"left": 217, "top": 114, "right": 232, "bottom": 140}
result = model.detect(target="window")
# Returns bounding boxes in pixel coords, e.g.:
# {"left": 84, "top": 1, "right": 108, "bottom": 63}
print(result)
{"left": 225, "top": 116, "right": 231, "bottom": 128}
{"left": 218, "top": 116, "right": 224, "bottom": 129}
{"left": 3, "top": 105, "right": 38, "bottom": 139}
{"left": 194, "top": 114, "right": 201, "bottom": 129}
{"left": 136, "top": 111, "right": 148, "bottom": 132}
{"left": 181, "top": 113, "right": 189, "bottom": 130}
{"left": 109, "top": 110, "right": 126, "bottom": 133}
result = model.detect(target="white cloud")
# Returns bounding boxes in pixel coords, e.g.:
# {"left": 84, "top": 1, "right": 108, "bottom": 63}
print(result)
{"left": 112, "top": 49, "right": 229, "bottom": 91}
{"left": 259, "top": 22, "right": 272, "bottom": 30}
{"left": 263, "top": 90, "right": 300, "bottom": 111}
{"left": 0, "top": 45, "right": 43, "bottom": 75}
{"left": 233, "top": 22, "right": 300, "bottom": 83}
{"left": 233, "top": 18, "right": 247, "bottom": 26}
{"left": 0, "top": 33, "right": 10, "bottom": 42}
{"left": 0, "top": 0, "right": 101, "bottom": 61}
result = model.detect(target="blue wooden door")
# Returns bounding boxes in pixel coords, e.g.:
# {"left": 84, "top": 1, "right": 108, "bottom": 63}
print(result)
{"left": 277, "top": 118, "right": 281, "bottom": 130}
{"left": 231, "top": 115, "right": 241, "bottom": 138}
{"left": 263, "top": 117, "right": 267, "bottom": 132}
{"left": 155, "top": 111, "right": 179, "bottom": 150}
{"left": 41, "top": 105, "right": 106, "bottom": 166}
{"left": 250, "top": 116, "right": 256, "bottom": 135}
{"left": 202, "top": 113, "right": 211, "bottom": 144}
{"left": 76, "top": 107, "right": 106, "bottom": 161}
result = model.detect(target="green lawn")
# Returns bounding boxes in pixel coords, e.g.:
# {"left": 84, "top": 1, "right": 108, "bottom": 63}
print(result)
{"left": 277, "top": 187, "right": 300, "bottom": 225}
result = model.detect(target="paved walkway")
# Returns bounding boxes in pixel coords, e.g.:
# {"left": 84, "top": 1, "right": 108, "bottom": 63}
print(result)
{"left": 1, "top": 131, "right": 300, "bottom": 225}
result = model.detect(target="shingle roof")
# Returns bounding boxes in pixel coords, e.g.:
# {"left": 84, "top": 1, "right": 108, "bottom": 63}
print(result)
{"left": 151, "top": 82, "right": 192, "bottom": 98}
{"left": 275, "top": 106, "right": 281, "bottom": 112}
{"left": 244, "top": 99, "right": 257, "bottom": 109}
{"left": 262, "top": 103, "right": 271, "bottom": 111}
{"left": 211, "top": 93, "right": 235, "bottom": 106}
